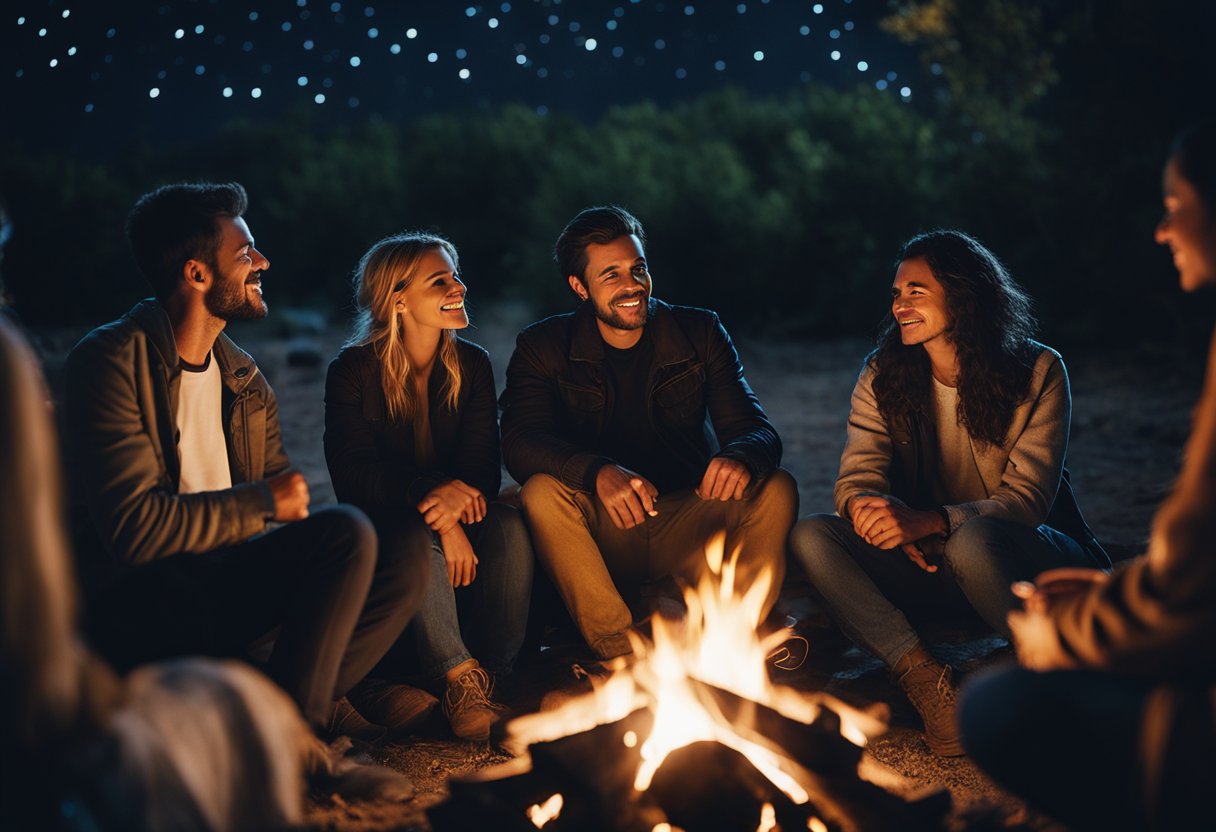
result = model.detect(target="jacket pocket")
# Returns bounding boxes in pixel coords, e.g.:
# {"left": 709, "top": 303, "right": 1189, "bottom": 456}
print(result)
{"left": 653, "top": 364, "right": 705, "bottom": 424}
{"left": 558, "top": 380, "right": 604, "bottom": 426}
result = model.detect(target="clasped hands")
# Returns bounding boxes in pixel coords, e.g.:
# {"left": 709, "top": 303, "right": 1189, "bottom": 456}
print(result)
{"left": 595, "top": 457, "right": 751, "bottom": 531}
{"left": 418, "top": 479, "right": 486, "bottom": 588}
{"left": 849, "top": 494, "right": 947, "bottom": 572}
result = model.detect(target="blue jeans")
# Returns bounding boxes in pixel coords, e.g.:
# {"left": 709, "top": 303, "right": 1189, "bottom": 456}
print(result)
{"left": 960, "top": 665, "right": 1153, "bottom": 831}
{"left": 788, "top": 513, "right": 1094, "bottom": 667}
{"left": 411, "top": 502, "right": 534, "bottom": 679}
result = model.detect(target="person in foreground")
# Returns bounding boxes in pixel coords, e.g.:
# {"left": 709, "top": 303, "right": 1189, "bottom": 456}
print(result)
{"left": 0, "top": 211, "right": 411, "bottom": 831}
{"left": 500, "top": 205, "right": 798, "bottom": 662}
{"left": 789, "top": 229, "right": 1108, "bottom": 756}
{"left": 960, "top": 123, "right": 1216, "bottom": 831}
{"left": 325, "top": 232, "right": 533, "bottom": 741}
{"left": 61, "top": 182, "right": 427, "bottom": 740}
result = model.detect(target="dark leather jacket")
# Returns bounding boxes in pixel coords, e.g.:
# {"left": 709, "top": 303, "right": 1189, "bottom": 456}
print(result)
{"left": 500, "top": 299, "right": 781, "bottom": 492}
{"left": 63, "top": 299, "right": 287, "bottom": 582}
{"left": 323, "top": 338, "right": 501, "bottom": 510}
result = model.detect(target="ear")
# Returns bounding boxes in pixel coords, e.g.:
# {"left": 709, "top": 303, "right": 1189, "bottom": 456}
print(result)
{"left": 183, "top": 259, "right": 210, "bottom": 293}
{"left": 568, "top": 275, "right": 588, "bottom": 301}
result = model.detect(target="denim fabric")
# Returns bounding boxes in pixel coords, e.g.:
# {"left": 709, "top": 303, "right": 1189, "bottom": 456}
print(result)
{"left": 411, "top": 502, "right": 534, "bottom": 679}
{"left": 788, "top": 513, "right": 1094, "bottom": 667}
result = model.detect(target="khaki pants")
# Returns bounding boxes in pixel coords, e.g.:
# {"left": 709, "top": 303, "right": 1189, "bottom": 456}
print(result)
{"left": 520, "top": 469, "right": 798, "bottom": 659}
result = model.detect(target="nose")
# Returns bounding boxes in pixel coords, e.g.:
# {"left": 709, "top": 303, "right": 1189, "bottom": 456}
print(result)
{"left": 251, "top": 246, "right": 270, "bottom": 271}
{"left": 1155, "top": 214, "right": 1170, "bottom": 245}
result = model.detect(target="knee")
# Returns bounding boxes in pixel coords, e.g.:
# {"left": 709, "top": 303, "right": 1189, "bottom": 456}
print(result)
{"left": 750, "top": 468, "right": 799, "bottom": 520}
{"left": 788, "top": 514, "right": 847, "bottom": 572}
{"left": 944, "top": 515, "right": 1019, "bottom": 567}
{"left": 318, "top": 504, "right": 378, "bottom": 566}
{"left": 484, "top": 504, "right": 536, "bottom": 568}
{"left": 519, "top": 473, "right": 566, "bottom": 513}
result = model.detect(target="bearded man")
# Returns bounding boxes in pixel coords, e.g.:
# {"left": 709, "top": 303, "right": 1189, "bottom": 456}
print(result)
{"left": 500, "top": 205, "right": 797, "bottom": 661}
{"left": 62, "top": 182, "right": 431, "bottom": 739}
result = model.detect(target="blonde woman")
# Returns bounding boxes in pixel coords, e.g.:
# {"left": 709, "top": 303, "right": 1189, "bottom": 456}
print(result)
{"left": 325, "top": 232, "right": 532, "bottom": 741}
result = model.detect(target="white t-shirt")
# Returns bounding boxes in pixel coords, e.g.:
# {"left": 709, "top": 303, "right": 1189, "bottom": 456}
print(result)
{"left": 177, "top": 352, "right": 233, "bottom": 494}
{"left": 931, "top": 376, "right": 986, "bottom": 505}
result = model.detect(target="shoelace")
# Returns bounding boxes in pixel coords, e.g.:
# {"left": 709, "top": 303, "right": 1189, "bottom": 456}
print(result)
{"left": 448, "top": 668, "right": 505, "bottom": 712}
{"left": 766, "top": 634, "right": 809, "bottom": 670}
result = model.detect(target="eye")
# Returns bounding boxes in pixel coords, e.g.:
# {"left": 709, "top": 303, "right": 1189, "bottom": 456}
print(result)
{"left": 631, "top": 265, "right": 648, "bottom": 276}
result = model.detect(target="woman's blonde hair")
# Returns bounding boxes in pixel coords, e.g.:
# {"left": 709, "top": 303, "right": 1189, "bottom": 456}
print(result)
{"left": 347, "top": 232, "right": 463, "bottom": 422}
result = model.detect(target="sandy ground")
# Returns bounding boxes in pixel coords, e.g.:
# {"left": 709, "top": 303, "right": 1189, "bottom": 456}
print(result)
{"left": 228, "top": 300, "right": 1203, "bottom": 832}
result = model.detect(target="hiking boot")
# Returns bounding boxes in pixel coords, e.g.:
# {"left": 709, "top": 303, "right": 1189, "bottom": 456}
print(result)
{"left": 894, "top": 657, "right": 964, "bottom": 756}
{"left": 324, "top": 697, "right": 386, "bottom": 743}
{"left": 442, "top": 663, "right": 507, "bottom": 741}
{"left": 347, "top": 677, "right": 438, "bottom": 736}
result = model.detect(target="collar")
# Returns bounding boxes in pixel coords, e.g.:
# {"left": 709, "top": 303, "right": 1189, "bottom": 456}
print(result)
{"left": 568, "top": 298, "right": 696, "bottom": 368}
{"left": 127, "top": 298, "right": 260, "bottom": 394}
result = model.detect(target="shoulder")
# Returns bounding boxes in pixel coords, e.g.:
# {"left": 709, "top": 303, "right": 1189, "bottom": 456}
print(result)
{"left": 67, "top": 312, "right": 147, "bottom": 372}
{"left": 327, "top": 343, "right": 379, "bottom": 387}
{"left": 1028, "top": 340, "right": 1066, "bottom": 381}
{"left": 517, "top": 311, "right": 577, "bottom": 342}
{"left": 454, "top": 335, "right": 491, "bottom": 364}
{"left": 663, "top": 302, "right": 721, "bottom": 329}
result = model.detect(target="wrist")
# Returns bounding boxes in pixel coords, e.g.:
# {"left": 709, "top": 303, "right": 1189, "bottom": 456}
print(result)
{"left": 935, "top": 506, "right": 951, "bottom": 537}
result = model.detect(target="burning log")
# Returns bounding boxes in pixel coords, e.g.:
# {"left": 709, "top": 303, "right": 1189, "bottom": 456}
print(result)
{"left": 430, "top": 535, "right": 953, "bottom": 831}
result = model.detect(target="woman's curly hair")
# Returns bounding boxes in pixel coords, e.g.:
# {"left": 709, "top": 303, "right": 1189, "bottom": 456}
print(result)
{"left": 870, "top": 229, "right": 1040, "bottom": 448}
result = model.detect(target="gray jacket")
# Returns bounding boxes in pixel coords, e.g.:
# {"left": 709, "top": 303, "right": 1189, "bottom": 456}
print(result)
{"left": 63, "top": 299, "right": 286, "bottom": 581}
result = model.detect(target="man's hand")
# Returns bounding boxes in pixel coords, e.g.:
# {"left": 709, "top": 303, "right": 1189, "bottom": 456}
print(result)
{"left": 267, "top": 470, "right": 310, "bottom": 522}
{"left": 696, "top": 457, "right": 751, "bottom": 502}
{"left": 1007, "top": 568, "right": 1107, "bottom": 670}
{"left": 418, "top": 479, "right": 486, "bottom": 534}
{"left": 850, "top": 495, "right": 944, "bottom": 550}
{"left": 595, "top": 465, "right": 659, "bottom": 530}
{"left": 440, "top": 525, "right": 478, "bottom": 588}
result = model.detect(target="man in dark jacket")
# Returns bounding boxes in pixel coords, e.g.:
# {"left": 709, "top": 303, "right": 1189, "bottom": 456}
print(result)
{"left": 62, "top": 182, "right": 429, "bottom": 736}
{"left": 500, "top": 206, "right": 797, "bottom": 660}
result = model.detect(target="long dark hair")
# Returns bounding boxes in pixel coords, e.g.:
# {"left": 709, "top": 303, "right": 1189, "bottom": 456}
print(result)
{"left": 870, "top": 230, "right": 1039, "bottom": 448}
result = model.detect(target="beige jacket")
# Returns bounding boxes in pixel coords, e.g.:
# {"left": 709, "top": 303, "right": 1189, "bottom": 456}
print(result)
{"left": 834, "top": 344, "right": 1069, "bottom": 531}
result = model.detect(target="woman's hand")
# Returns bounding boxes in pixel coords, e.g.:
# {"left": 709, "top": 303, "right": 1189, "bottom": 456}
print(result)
{"left": 440, "top": 525, "right": 478, "bottom": 587}
{"left": 1007, "top": 568, "right": 1108, "bottom": 670}
{"left": 418, "top": 479, "right": 486, "bottom": 534}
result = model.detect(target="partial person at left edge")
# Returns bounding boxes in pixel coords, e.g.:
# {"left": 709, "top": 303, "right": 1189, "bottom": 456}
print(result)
{"left": 61, "top": 182, "right": 431, "bottom": 739}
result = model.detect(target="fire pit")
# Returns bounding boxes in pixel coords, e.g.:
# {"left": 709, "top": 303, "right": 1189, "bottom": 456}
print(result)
{"left": 427, "top": 533, "right": 951, "bottom": 832}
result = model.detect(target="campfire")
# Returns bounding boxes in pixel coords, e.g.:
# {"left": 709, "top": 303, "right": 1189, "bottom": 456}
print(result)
{"left": 428, "top": 533, "right": 951, "bottom": 832}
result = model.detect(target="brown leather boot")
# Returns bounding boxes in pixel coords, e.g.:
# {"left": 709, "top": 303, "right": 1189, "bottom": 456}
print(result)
{"left": 443, "top": 662, "right": 507, "bottom": 741}
{"left": 346, "top": 677, "right": 438, "bottom": 737}
{"left": 893, "top": 650, "right": 964, "bottom": 757}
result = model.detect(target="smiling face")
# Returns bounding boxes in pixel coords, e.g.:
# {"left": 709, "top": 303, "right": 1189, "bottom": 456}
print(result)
{"left": 397, "top": 246, "right": 469, "bottom": 333}
{"left": 891, "top": 256, "right": 952, "bottom": 348}
{"left": 570, "top": 233, "right": 652, "bottom": 344}
{"left": 1156, "top": 157, "right": 1216, "bottom": 292}
{"left": 204, "top": 216, "right": 270, "bottom": 321}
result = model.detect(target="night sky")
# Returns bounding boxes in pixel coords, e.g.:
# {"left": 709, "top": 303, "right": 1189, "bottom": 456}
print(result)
{"left": 3, "top": 1, "right": 924, "bottom": 154}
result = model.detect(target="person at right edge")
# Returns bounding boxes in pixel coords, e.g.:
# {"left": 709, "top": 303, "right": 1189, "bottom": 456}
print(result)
{"left": 960, "top": 123, "right": 1216, "bottom": 831}
{"left": 789, "top": 229, "right": 1109, "bottom": 756}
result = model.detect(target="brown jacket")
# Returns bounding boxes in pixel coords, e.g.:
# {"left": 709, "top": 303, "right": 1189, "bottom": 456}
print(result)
{"left": 63, "top": 299, "right": 287, "bottom": 583}
{"left": 1041, "top": 328, "right": 1216, "bottom": 825}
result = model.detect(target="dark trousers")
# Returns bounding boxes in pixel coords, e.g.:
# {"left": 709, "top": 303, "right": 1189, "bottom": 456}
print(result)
{"left": 83, "top": 505, "right": 430, "bottom": 727}
{"left": 960, "top": 664, "right": 1153, "bottom": 831}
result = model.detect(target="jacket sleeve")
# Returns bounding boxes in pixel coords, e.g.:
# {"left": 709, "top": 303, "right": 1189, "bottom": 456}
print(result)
{"left": 1044, "top": 331, "right": 1216, "bottom": 678}
{"left": 833, "top": 362, "right": 894, "bottom": 519}
{"left": 323, "top": 350, "right": 417, "bottom": 510}
{"left": 63, "top": 332, "right": 272, "bottom": 565}
{"left": 702, "top": 313, "right": 783, "bottom": 477}
{"left": 500, "top": 331, "right": 610, "bottom": 491}
{"left": 943, "top": 353, "right": 1069, "bottom": 530}
{"left": 261, "top": 379, "right": 291, "bottom": 479}
{"left": 450, "top": 347, "right": 502, "bottom": 499}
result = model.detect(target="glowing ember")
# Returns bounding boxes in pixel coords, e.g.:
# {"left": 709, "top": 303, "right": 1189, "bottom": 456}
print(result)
{"left": 526, "top": 792, "right": 563, "bottom": 828}
{"left": 505, "top": 531, "right": 885, "bottom": 807}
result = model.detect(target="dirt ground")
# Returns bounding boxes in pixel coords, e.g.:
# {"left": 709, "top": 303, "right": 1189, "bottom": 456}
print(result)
{"left": 228, "top": 300, "right": 1203, "bottom": 832}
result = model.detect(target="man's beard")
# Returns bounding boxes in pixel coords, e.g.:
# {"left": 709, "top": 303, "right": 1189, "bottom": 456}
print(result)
{"left": 591, "top": 291, "right": 651, "bottom": 330}
{"left": 205, "top": 271, "right": 268, "bottom": 321}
